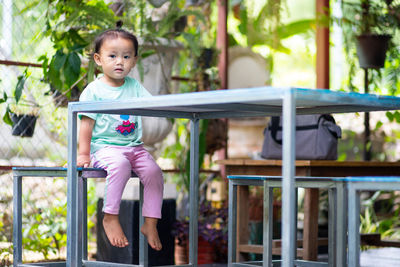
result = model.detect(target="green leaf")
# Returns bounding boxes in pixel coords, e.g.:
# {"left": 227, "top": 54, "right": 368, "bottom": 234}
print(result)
{"left": 375, "top": 120, "right": 383, "bottom": 130}
{"left": 3, "top": 108, "right": 12, "bottom": 126}
{"left": 238, "top": 8, "right": 248, "bottom": 36}
{"left": 63, "top": 52, "right": 81, "bottom": 87}
{"left": 394, "top": 111, "right": 400, "bottom": 123}
{"left": 386, "top": 111, "right": 394, "bottom": 122}
{"left": 52, "top": 50, "right": 67, "bottom": 71}
{"left": 276, "top": 19, "right": 315, "bottom": 40}
{"left": 0, "top": 91, "right": 7, "bottom": 103}
{"left": 14, "top": 69, "right": 29, "bottom": 104}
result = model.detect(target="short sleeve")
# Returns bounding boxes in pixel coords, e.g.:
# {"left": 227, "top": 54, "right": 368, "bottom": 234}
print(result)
{"left": 78, "top": 84, "right": 97, "bottom": 121}
{"left": 130, "top": 77, "right": 152, "bottom": 98}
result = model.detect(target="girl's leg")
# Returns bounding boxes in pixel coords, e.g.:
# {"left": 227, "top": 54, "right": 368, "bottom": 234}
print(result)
{"left": 92, "top": 146, "right": 132, "bottom": 248}
{"left": 128, "top": 146, "right": 164, "bottom": 251}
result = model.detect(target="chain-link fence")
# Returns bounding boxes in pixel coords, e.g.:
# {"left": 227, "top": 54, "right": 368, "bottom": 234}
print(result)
{"left": 0, "top": 1, "right": 73, "bottom": 264}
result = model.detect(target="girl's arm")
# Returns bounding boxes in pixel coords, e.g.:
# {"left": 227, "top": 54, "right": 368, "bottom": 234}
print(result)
{"left": 77, "top": 116, "right": 95, "bottom": 167}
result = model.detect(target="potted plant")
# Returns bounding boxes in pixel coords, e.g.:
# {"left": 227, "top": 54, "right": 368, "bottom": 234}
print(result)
{"left": 173, "top": 200, "right": 228, "bottom": 265}
{"left": 340, "top": 0, "right": 400, "bottom": 69}
{"left": 0, "top": 70, "right": 40, "bottom": 137}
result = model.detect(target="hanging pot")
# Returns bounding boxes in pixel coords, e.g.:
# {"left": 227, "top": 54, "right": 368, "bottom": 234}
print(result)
{"left": 356, "top": 34, "right": 391, "bottom": 69}
{"left": 11, "top": 113, "right": 37, "bottom": 137}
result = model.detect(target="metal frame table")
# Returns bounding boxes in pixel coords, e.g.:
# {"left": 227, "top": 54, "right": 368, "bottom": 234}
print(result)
{"left": 227, "top": 175, "right": 341, "bottom": 267}
{"left": 12, "top": 167, "right": 144, "bottom": 267}
{"left": 67, "top": 87, "right": 400, "bottom": 267}
{"left": 334, "top": 176, "right": 400, "bottom": 267}
{"left": 217, "top": 159, "right": 400, "bottom": 263}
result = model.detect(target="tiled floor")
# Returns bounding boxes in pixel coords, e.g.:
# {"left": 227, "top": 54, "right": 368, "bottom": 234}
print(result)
{"left": 198, "top": 248, "right": 400, "bottom": 267}
{"left": 360, "top": 247, "right": 400, "bottom": 267}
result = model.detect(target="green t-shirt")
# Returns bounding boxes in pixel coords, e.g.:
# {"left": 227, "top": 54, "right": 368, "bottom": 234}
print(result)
{"left": 79, "top": 77, "right": 152, "bottom": 154}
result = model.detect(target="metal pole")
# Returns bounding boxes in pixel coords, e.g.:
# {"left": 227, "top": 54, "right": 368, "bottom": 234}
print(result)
{"left": 139, "top": 182, "right": 148, "bottom": 267}
{"left": 67, "top": 105, "right": 81, "bottom": 267}
{"left": 228, "top": 181, "right": 237, "bottom": 265}
{"left": 263, "top": 181, "right": 274, "bottom": 267}
{"left": 189, "top": 117, "right": 200, "bottom": 266}
{"left": 13, "top": 175, "right": 23, "bottom": 266}
{"left": 281, "top": 89, "right": 296, "bottom": 267}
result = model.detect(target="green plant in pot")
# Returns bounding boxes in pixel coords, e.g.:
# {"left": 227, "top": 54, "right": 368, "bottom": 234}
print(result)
{"left": 0, "top": 70, "right": 40, "bottom": 137}
{"left": 27, "top": 0, "right": 205, "bottom": 105}
{"left": 340, "top": 0, "right": 400, "bottom": 69}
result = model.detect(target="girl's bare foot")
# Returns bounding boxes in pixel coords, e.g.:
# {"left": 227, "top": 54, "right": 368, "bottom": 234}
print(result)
{"left": 141, "top": 217, "right": 162, "bottom": 251}
{"left": 103, "top": 213, "right": 129, "bottom": 248}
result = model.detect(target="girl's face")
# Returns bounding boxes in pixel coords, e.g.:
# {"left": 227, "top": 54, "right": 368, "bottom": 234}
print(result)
{"left": 94, "top": 37, "right": 137, "bottom": 87}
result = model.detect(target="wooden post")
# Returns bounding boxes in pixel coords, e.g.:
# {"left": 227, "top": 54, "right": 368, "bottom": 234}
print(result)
{"left": 316, "top": 0, "right": 330, "bottom": 90}
{"left": 217, "top": 0, "right": 228, "bottom": 90}
{"left": 217, "top": 0, "right": 228, "bottom": 177}
{"left": 303, "top": 0, "right": 330, "bottom": 262}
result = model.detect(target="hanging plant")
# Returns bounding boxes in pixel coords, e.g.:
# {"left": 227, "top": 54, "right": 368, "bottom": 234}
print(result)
{"left": 0, "top": 69, "right": 40, "bottom": 137}
{"left": 340, "top": 0, "right": 400, "bottom": 70}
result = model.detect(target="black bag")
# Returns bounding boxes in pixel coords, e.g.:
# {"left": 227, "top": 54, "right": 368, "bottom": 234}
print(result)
{"left": 261, "top": 114, "right": 342, "bottom": 160}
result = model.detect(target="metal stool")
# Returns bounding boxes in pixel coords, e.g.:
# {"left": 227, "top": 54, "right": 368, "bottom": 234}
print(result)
{"left": 334, "top": 176, "right": 400, "bottom": 267}
{"left": 12, "top": 167, "right": 146, "bottom": 267}
{"left": 228, "top": 175, "right": 343, "bottom": 267}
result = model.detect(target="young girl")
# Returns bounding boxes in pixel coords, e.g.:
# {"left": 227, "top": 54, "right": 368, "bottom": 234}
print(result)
{"left": 77, "top": 28, "right": 163, "bottom": 250}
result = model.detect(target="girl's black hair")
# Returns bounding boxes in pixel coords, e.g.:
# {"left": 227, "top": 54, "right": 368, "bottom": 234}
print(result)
{"left": 94, "top": 28, "right": 139, "bottom": 56}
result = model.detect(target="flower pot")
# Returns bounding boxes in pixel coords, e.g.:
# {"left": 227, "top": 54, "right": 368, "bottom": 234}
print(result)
{"left": 11, "top": 113, "right": 37, "bottom": 137}
{"left": 197, "top": 236, "right": 215, "bottom": 264}
{"left": 174, "top": 236, "right": 216, "bottom": 265}
{"left": 356, "top": 34, "right": 391, "bottom": 69}
{"left": 174, "top": 237, "right": 189, "bottom": 265}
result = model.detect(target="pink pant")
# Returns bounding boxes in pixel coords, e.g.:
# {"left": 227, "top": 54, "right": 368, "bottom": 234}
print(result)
{"left": 91, "top": 145, "right": 164, "bottom": 218}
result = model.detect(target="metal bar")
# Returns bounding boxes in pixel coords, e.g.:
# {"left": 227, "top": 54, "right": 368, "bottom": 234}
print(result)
{"left": 263, "top": 181, "right": 274, "bottom": 267}
{"left": 12, "top": 169, "right": 68, "bottom": 177}
{"left": 189, "top": 117, "right": 199, "bottom": 266}
{"left": 139, "top": 182, "right": 148, "bottom": 267}
{"left": 198, "top": 110, "right": 281, "bottom": 119}
{"left": 281, "top": 89, "right": 296, "bottom": 267}
{"left": 231, "top": 180, "right": 264, "bottom": 187}
{"left": 67, "top": 106, "right": 81, "bottom": 267}
{"left": 83, "top": 260, "right": 141, "bottom": 267}
{"left": 17, "top": 263, "right": 66, "bottom": 267}
{"left": 77, "top": 109, "right": 194, "bottom": 119}
{"left": 347, "top": 184, "right": 360, "bottom": 267}
{"left": 328, "top": 188, "right": 336, "bottom": 267}
{"left": 232, "top": 262, "right": 263, "bottom": 267}
{"left": 294, "top": 188, "right": 299, "bottom": 260}
{"left": 18, "top": 263, "right": 66, "bottom": 267}
{"left": 293, "top": 260, "right": 329, "bottom": 266}
{"left": 82, "top": 177, "right": 88, "bottom": 260}
{"left": 228, "top": 181, "right": 237, "bottom": 265}
{"left": 13, "top": 175, "right": 23, "bottom": 266}
{"left": 335, "top": 181, "right": 347, "bottom": 267}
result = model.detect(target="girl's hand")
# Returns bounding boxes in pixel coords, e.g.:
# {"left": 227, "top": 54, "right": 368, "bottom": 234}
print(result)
{"left": 77, "top": 154, "right": 91, "bottom": 168}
